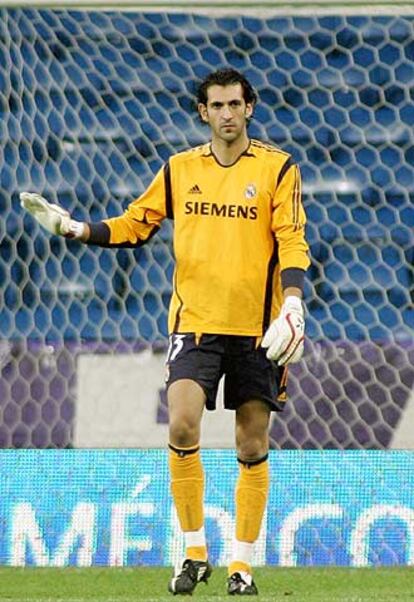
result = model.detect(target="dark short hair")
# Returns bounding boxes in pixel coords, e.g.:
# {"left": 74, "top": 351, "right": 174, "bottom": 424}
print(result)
{"left": 196, "top": 68, "right": 258, "bottom": 107}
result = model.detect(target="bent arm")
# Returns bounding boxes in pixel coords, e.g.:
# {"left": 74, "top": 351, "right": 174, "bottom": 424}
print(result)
{"left": 85, "top": 163, "right": 172, "bottom": 247}
{"left": 84, "top": 208, "right": 162, "bottom": 248}
{"left": 21, "top": 162, "right": 173, "bottom": 248}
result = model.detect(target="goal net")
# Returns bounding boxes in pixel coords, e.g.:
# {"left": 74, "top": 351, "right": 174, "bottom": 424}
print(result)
{"left": 0, "top": 8, "right": 413, "bottom": 448}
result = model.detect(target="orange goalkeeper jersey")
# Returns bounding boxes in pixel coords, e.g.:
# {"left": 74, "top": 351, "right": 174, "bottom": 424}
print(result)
{"left": 101, "top": 140, "right": 310, "bottom": 336}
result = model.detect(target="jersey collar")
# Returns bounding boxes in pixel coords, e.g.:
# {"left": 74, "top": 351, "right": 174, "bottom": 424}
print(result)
{"left": 202, "top": 140, "right": 257, "bottom": 166}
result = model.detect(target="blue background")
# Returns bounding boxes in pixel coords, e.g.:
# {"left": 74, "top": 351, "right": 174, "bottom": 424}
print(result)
{"left": 1, "top": 10, "right": 413, "bottom": 343}
{"left": 0, "top": 9, "right": 413, "bottom": 451}
{"left": 1, "top": 450, "right": 413, "bottom": 567}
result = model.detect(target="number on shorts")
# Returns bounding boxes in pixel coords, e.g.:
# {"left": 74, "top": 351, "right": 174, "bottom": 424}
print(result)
{"left": 166, "top": 334, "right": 186, "bottom": 363}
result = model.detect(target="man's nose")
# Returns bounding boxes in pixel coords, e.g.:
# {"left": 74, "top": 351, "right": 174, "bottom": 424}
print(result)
{"left": 221, "top": 105, "right": 232, "bottom": 119}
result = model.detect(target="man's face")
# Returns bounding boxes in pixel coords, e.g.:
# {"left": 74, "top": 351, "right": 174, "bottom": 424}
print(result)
{"left": 198, "top": 83, "right": 253, "bottom": 143}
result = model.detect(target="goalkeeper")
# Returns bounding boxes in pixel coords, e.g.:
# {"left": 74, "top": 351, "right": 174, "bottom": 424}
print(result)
{"left": 21, "top": 68, "right": 309, "bottom": 596}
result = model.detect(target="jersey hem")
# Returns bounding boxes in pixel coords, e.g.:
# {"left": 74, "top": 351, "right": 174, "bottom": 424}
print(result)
{"left": 170, "top": 327, "right": 264, "bottom": 337}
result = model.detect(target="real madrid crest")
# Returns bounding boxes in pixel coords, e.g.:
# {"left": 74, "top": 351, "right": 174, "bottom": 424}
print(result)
{"left": 244, "top": 183, "right": 257, "bottom": 200}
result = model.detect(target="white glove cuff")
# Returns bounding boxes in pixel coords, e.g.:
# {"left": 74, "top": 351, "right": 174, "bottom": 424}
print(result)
{"left": 62, "top": 219, "right": 86, "bottom": 239}
{"left": 283, "top": 295, "right": 303, "bottom": 311}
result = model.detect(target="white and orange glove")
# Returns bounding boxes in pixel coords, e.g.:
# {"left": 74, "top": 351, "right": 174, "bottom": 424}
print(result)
{"left": 261, "top": 295, "right": 305, "bottom": 365}
{"left": 20, "top": 192, "right": 85, "bottom": 239}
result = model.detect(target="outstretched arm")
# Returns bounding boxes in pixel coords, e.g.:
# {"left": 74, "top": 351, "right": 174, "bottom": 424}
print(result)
{"left": 20, "top": 192, "right": 90, "bottom": 242}
{"left": 20, "top": 162, "right": 172, "bottom": 248}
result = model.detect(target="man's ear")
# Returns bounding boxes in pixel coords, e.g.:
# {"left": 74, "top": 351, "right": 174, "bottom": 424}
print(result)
{"left": 245, "top": 103, "right": 253, "bottom": 119}
{"left": 198, "top": 103, "right": 209, "bottom": 123}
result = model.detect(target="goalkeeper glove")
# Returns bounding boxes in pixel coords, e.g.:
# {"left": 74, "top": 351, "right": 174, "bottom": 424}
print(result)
{"left": 20, "top": 192, "right": 85, "bottom": 239}
{"left": 261, "top": 295, "right": 305, "bottom": 365}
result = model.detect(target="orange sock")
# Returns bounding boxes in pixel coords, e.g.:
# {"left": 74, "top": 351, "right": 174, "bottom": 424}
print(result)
{"left": 169, "top": 444, "right": 207, "bottom": 561}
{"left": 229, "top": 456, "right": 269, "bottom": 576}
{"left": 228, "top": 559, "right": 252, "bottom": 576}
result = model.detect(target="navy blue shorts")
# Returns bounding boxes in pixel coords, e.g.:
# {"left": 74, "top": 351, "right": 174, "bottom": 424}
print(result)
{"left": 165, "top": 333, "right": 288, "bottom": 412}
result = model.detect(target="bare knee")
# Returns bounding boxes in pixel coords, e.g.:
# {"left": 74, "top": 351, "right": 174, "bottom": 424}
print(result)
{"left": 236, "top": 400, "right": 270, "bottom": 461}
{"left": 236, "top": 437, "right": 268, "bottom": 462}
{"left": 168, "top": 379, "right": 206, "bottom": 448}
{"left": 169, "top": 416, "right": 200, "bottom": 447}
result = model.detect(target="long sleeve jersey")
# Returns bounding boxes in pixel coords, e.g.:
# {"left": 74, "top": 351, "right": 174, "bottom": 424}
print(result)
{"left": 89, "top": 139, "right": 310, "bottom": 336}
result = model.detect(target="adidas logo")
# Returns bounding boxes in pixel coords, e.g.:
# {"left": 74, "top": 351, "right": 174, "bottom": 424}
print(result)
{"left": 188, "top": 184, "right": 202, "bottom": 194}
